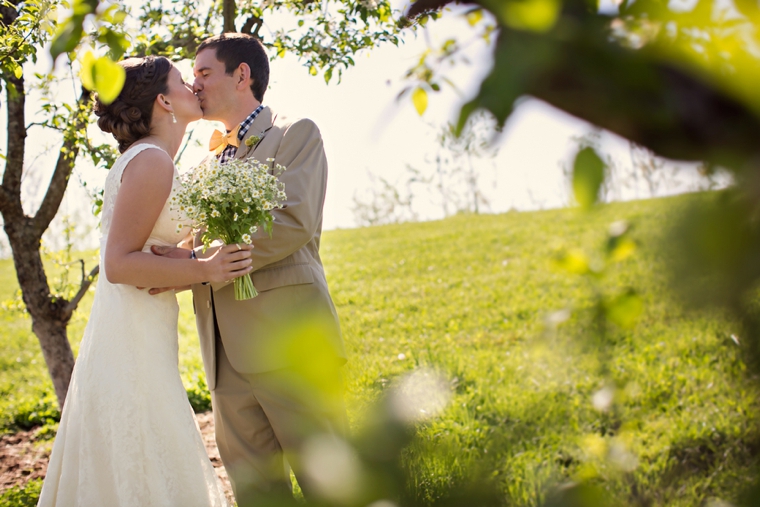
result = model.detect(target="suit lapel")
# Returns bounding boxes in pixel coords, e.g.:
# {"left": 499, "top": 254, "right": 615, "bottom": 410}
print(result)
{"left": 235, "top": 106, "right": 274, "bottom": 161}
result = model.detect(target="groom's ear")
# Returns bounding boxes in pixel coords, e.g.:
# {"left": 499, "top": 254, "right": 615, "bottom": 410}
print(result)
{"left": 235, "top": 63, "right": 252, "bottom": 90}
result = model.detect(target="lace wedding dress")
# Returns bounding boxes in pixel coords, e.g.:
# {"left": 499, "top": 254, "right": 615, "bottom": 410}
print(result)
{"left": 38, "top": 144, "right": 228, "bottom": 507}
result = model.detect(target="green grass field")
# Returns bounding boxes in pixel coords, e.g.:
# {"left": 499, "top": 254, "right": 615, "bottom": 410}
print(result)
{"left": 2, "top": 193, "right": 758, "bottom": 506}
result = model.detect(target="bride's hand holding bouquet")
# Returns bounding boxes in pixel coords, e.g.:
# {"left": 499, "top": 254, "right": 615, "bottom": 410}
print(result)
{"left": 173, "top": 157, "right": 287, "bottom": 300}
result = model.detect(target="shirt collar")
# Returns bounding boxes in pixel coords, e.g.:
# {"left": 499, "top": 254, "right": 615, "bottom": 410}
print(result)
{"left": 237, "top": 105, "right": 264, "bottom": 141}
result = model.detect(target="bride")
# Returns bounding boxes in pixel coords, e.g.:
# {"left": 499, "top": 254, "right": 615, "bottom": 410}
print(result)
{"left": 37, "top": 55, "right": 249, "bottom": 506}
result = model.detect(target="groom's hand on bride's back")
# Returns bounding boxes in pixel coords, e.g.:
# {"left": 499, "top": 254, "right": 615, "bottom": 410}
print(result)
{"left": 151, "top": 245, "right": 191, "bottom": 259}
{"left": 142, "top": 245, "right": 193, "bottom": 295}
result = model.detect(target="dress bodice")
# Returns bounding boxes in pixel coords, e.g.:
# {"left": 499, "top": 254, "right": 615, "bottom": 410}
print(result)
{"left": 100, "top": 143, "right": 191, "bottom": 254}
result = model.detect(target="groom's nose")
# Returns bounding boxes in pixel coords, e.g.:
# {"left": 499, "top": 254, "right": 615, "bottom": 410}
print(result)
{"left": 192, "top": 80, "right": 202, "bottom": 93}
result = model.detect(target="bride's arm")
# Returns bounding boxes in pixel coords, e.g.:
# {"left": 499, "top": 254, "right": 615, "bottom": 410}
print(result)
{"left": 104, "top": 148, "right": 252, "bottom": 287}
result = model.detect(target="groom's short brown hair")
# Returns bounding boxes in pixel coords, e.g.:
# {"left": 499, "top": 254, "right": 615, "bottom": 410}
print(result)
{"left": 197, "top": 33, "right": 269, "bottom": 103}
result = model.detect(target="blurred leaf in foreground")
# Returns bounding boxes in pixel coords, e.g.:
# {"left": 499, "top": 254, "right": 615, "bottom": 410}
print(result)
{"left": 605, "top": 289, "right": 643, "bottom": 329}
{"left": 572, "top": 147, "right": 606, "bottom": 210}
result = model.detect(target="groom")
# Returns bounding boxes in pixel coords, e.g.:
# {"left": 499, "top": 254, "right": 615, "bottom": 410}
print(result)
{"left": 154, "top": 33, "right": 347, "bottom": 504}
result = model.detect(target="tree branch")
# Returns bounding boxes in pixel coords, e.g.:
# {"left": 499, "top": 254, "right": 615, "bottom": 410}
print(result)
{"left": 241, "top": 15, "right": 263, "bottom": 36}
{"left": 203, "top": 2, "right": 214, "bottom": 32}
{"left": 527, "top": 42, "right": 760, "bottom": 169}
{"left": 32, "top": 88, "right": 91, "bottom": 239}
{"left": 457, "top": 16, "right": 760, "bottom": 172}
{"left": 26, "top": 121, "right": 64, "bottom": 131}
{"left": 2, "top": 74, "right": 26, "bottom": 210}
{"left": 0, "top": 0, "right": 20, "bottom": 28}
{"left": 174, "top": 126, "right": 195, "bottom": 164}
{"left": 405, "top": 0, "right": 465, "bottom": 19}
{"left": 65, "top": 262, "right": 99, "bottom": 314}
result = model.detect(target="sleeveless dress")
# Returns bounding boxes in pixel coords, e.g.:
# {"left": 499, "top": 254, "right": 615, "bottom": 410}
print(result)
{"left": 38, "top": 144, "right": 228, "bottom": 507}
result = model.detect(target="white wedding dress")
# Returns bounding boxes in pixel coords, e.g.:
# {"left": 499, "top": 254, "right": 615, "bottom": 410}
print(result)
{"left": 38, "top": 144, "right": 228, "bottom": 507}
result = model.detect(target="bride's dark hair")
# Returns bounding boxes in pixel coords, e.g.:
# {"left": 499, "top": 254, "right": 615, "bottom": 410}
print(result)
{"left": 93, "top": 56, "right": 172, "bottom": 153}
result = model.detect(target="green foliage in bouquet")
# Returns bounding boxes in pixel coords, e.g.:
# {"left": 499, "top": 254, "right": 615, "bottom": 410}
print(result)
{"left": 172, "top": 157, "right": 287, "bottom": 300}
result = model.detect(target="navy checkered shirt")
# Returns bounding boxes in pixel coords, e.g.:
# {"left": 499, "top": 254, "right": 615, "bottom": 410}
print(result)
{"left": 217, "top": 105, "right": 264, "bottom": 164}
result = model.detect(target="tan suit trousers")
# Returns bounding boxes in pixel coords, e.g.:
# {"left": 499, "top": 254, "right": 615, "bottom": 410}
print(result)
{"left": 210, "top": 313, "right": 348, "bottom": 506}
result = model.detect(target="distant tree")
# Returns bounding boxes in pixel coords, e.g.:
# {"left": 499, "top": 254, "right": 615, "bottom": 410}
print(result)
{"left": 562, "top": 129, "right": 731, "bottom": 205}
{"left": 352, "top": 112, "right": 499, "bottom": 227}
{"left": 435, "top": 113, "right": 500, "bottom": 215}
{"left": 352, "top": 165, "right": 426, "bottom": 227}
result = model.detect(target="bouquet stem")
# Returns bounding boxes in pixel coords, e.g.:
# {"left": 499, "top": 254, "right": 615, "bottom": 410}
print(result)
{"left": 234, "top": 273, "right": 258, "bottom": 300}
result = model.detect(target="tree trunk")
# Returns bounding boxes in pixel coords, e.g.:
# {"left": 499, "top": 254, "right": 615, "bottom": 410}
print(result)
{"left": 32, "top": 317, "right": 75, "bottom": 409}
{"left": 222, "top": 0, "right": 236, "bottom": 32}
{"left": 1, "top": 68, "right": 94, "bottom": 410}
{"left": 4, "top": 217, "right": 76, "bottom": 408}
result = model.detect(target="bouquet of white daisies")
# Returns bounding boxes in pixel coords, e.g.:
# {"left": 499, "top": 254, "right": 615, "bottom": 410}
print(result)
{"left": 173, "top": 157, "right": 287, "bottom": 300}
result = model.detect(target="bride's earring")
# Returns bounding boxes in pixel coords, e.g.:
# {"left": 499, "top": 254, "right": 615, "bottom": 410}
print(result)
{"left": 171, "top": 112, "right": 177, "bottom": 124}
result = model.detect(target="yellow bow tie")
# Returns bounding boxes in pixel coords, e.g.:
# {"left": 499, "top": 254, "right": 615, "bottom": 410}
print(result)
{"left": 209, "top": 125, "right": 241, "bottom": 155}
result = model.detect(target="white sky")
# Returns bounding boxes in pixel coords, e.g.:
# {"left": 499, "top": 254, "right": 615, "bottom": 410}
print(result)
{"left": 0, "top": 5, "right": 727, "bottom": 255}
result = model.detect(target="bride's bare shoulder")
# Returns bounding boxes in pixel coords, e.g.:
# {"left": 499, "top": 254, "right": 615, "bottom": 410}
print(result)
{"left": 121, "top": 145, "right": 174, "bottom": 186}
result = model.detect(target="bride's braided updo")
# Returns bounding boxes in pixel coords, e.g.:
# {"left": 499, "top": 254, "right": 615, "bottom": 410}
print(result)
{"left": 93, "top": 56, "right": 172, "bottom": 153}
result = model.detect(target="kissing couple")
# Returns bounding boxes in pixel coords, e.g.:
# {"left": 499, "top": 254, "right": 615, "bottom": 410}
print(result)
{"left": 37, "top": 33, "right": 347, "bottom": 507}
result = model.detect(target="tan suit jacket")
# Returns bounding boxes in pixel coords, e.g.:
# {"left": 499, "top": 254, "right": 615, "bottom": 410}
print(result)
{"left": 192, "top": 106, "right": 345, "bottom": 389}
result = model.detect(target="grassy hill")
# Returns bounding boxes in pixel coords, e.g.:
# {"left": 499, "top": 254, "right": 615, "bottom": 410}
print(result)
{"left": 1, "top": 193, "right": 758, "bottom": 506}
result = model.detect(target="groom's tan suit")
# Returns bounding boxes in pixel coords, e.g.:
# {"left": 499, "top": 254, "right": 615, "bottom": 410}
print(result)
{"left": 191, "top": 106, "right": 346, "bottom": 503}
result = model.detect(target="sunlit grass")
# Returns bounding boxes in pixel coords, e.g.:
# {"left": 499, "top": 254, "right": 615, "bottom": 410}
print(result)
{"left": 1, "top": 193, "right": 758, "bottom": 505}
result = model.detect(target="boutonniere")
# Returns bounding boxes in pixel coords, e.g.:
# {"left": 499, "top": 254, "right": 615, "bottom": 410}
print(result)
{"left": 245, "top": 124, "right": 274, "bottom": 148}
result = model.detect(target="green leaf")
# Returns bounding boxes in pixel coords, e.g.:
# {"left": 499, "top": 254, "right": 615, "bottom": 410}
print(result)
{"left": 607, "top": 237, "right": 636, "bottom": 263}
{"left": 113, "top": 10, "right": 128, "bottom": 24}
{"left": 104, "top": 29, "right": 129, "bottom": 60}
{"left": 500, "top": 0, "right": 561, "bottom": 32}
{"left": 572, "top": 147, "right": 605, "bottom": 210}
{"left": 47, "top": 0, "right": 97, "bottom": 61}
{"left": 79, "top": 51, "right": 96, "bottom": 91}
{"left": 606, "top": 221, "right": 636, "bottom": 262}
{"left": 552, "top": 249, "right": 591, "bottom": 275}
{"left": 73, "top": 0, "right": 98, "bottom": 16}
{"left": 544, "top": 481, "right": 608, "bottom": 507}
{"left": 13, "top": 64, "right": 23, "bottom": 79}
{"left": 324, "top": 67, "right": 333, "bottom": 84}
{"left": 309, "top": 65, "right": 318, "bottom": 76}
{"left": 412, "top": 87, "right": 428, "bottom": 116}
{"left": 46, "top": 5, "right": 59, "bottom": 22}
{"left": 49, "top": 18, "right": 84, "bottom": 63}
{"left": 466, "top": 9, "right": 484, "bottom": 26}
{"left": 456, "top": 30, "right": 557, "bottom": 134}
{"left": 80, "top": 54, "right": 126, "bottom": 105}
{"left": 94, "top": 57, "right": 126, "bottom": 104}
{"left": 605, "top": 289, "right": 643, "bottom": 328}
